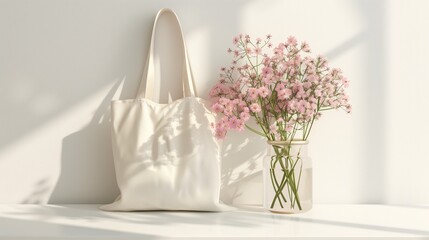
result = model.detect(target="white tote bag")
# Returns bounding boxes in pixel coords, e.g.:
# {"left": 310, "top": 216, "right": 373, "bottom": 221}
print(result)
{"left": 101, "top": 9, "right": 229, "bottom": 211}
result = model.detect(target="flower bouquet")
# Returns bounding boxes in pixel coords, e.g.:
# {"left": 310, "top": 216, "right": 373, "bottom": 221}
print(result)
{"left": 209, "top": 34, "right": 351, "bottom": 213}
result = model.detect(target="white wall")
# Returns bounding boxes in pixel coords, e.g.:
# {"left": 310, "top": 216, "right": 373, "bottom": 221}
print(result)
{"left": 0, "top": 0, "right": 428, "bottom": 204}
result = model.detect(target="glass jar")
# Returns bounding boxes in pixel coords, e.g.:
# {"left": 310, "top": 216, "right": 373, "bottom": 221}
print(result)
{"left": 263, "top": 140, "right": 312, "bottom": 213}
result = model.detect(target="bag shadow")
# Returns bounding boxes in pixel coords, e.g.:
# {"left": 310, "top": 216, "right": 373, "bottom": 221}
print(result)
{"left": 49, "top": 80, "right": 124, "bottom": 204}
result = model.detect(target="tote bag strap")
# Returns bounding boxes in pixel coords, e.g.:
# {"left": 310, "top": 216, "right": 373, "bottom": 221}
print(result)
{"left": 136, "top": 8, "right": 197, "bottom": 100}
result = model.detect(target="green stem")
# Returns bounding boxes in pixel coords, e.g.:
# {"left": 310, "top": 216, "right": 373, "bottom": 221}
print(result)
{"left": 270, "top": 169, "right": 286, "bottom": 208}
{"left": 287, "top": 155, "right": 303, "bottom": 210}
{"left": 304, "top": 116, "right": 315, "bottom": 140}
{"left": 270, "top": 156, "right": 288, "bottom": 202}
{"left": 245, "top": 124, "right": 265, "bottom": 137}
{"left": 269, "top": 148, "right": 304, "bottom": 210}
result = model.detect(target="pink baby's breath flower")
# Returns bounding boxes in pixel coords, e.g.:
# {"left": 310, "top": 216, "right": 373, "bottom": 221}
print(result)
{"left": 215, "top": 128, "right": 227, "bottom": 139}
{"left": 275, "top": 83, "right": 285, "bottom": 91}
{"left": 236, "top": 120, "right": 245, "bottom": 131}
{"left": 301, "top": 41, "right": 310, "bottom": 52}
{"left": 298, "top": 90, "right": 309, "bottom": 99}
{"left": 233, "top": 36, "right": 239, "bottom": 45}
{"left": 223, "top": 105, "right": 233, "bottom": 116}
{"left": 258, "top": 86, "right": 270, "bottom": 98}
{"left": 245, "top": 47, "right": 252, "bottom": 54}
{"left": 288, "top": 100, "right": 297, "bottom": 111}
{"left": 266, "top": 34, "right": 272, "bottom": 39}
{"left": 285, "top": 123, "right": 294, "bottom": 132}
{"left": 346, "top": 104, "right": 352, "bottom": 113}
{"left": 262, "top": 76, "right": 272, "bottom": 85}
{"left": 294, "top": 55, "right": 302, "bottom": 65}
{"left": 308, "top": 74, "right": 319, "bottom": 84}
{"left": 240, "top": 112, "right": 250, "bottom": 121}
{"left": 228, "top": 116, "right": 240, "bottom": 129}
{"left": 314, "top": 89, "right": 322, "bottom": 97}
{"left": 262, "top": 67, "right": 273, "bottom": 77}
{"left": 342, "top": 77, "right": 350, "bottom": 87}
{"left": 287, "top": 36, "right": 297, "bottom": 46}
{"left": 262, "top": 57, "right": 270, "bottom": 65}
{"left": 303, "top": 82, "right": 312, "bottom": 90}
{"left": 331, "top": 68, "right": 342, "bottom": 76}
{"left": 297, "top": 100, "right": 309, "bottom": 114}
{"left": 254, "top": 47, "right": 262, "bottom": 55}
{"left": 212, "top": 103, "right": 224, "bottom": 113}
{"left": 341, "top": 95, "right": 350, "bottom": 103}
{"left": 319, "top": 56, "right": 328, "bottom": 67}
{"left": 209, "top": 87, "right": 219, "bottom": 98}
{"left": 293, "top": 82, "right": 304, "bottom": 93}
{"left": 238, "top": 100, "right": 247, "bottom": 109}
{"left": 214, "top": 121, "right": 228, "bottom": 139}
{"left": 248, "top": 88, "right": 259, "bottom": 100}
{"left": 278, "top": 88, "right": 292, "bottom": 100}
{"left": 274, "top": 44, "right": 285, "bottom": 55}
{"left": 219, "top": 97, "right": 229, "bottom": 105}
{"left": 250, "top": 103, "right": 261, "bottom": 113}
{"left": 325, "top": 83, "right": 335, "bottom": 94}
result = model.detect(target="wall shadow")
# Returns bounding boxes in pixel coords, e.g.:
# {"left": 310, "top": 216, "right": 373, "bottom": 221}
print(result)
{"left": 48, "top": 79, "right": 124, "bottom": 204}
{"left": 353, "top": 0, "right": 388, "bottom": 203}
{"left": 220, "top": 131, "right": 265, "bottom": 205}
{"left": 21, "top": 178, "right": 52, "bottom": 204}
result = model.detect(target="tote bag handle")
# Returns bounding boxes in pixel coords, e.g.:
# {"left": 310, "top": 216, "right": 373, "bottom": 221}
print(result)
{"left": 136, "top": 8, "right": 197, "bottom": 100}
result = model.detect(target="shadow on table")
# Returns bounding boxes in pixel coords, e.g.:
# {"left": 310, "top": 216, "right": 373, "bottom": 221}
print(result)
{"left": 285, "top": 216, "right": 429, "bottom": 237}
{"left": 7, "top": 205, "right": 429, "bottom": 237}
{"left": 387, "top": 205, "right": 429, "bottom": 210}
{"left": 0, "top": 216, "right": 155, "bottom": 238}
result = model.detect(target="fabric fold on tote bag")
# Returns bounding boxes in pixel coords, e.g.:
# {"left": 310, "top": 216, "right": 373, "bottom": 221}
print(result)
{"left": 101, "top": 8, "right": 232, "bottom": 211}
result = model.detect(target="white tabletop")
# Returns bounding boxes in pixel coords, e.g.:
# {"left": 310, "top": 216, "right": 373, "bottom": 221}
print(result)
{"left": 0, "top": 204, "right": 428, "bottom": 239}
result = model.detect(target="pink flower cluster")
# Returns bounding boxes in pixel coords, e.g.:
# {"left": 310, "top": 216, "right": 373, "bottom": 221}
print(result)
{"left": 210, "top": 34, "right": 351, "bottom": 140}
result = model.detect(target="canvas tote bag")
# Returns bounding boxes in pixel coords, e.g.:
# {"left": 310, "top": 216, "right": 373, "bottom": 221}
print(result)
{"left": 101, "top": 9, "right": 229, "bottom": 211}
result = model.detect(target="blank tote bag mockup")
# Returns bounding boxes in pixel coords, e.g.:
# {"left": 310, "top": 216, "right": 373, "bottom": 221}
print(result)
{"left": 101, "top": 9, "right": 229, "bottom": 211}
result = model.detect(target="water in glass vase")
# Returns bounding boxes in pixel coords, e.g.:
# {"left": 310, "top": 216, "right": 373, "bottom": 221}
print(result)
{"left": 263, "top": 140, "right": 313, "bottom": 213}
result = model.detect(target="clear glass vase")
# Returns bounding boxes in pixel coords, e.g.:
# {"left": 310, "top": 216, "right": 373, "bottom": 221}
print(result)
{"left": 263, "top": 140, "right": 313, "bottom": 213}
